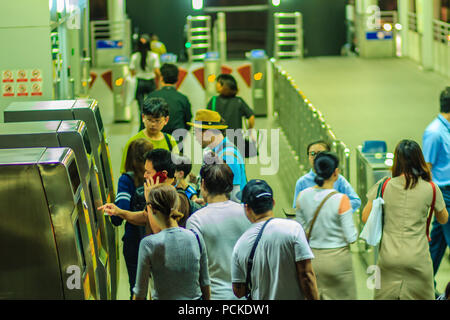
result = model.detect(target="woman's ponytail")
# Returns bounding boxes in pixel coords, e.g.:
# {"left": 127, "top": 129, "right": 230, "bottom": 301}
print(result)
{"left": 314, "top": 175, "right": 325, "bottom": 187}
{"left": 313, "top": 152, "right": 340, "bottom": 186}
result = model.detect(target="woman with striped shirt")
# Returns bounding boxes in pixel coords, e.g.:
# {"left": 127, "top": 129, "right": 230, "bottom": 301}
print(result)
{"left": 110, "top": 138, "right": 153, "bottom": 299}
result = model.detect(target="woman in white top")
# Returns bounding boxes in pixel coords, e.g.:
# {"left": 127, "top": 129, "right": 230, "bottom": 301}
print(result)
{"left": 295, "top": 152, "right": 358, "bottom": 300}
{"left": 133, "top": 184, "right": 211, "bottom": 300}
{"left": 130, "top": 35, "right": 161, "bottom": 130}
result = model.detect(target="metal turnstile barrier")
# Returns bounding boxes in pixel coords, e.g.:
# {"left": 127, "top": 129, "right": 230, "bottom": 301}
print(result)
{"left": 274, "top": 12, "right": 303, "bottom": 59}
{"left": 355, "top": 146, "right": 393, "bottom": 267}
{"left": 187, "top": 15, "right": 212, "bottom": 62}
{"left": 355, "top": 10, "right": 398, "bottom": 58}
{"left": 111, "top": 59, "right": 132, "bottom": 122}
{"left": 3, "top": 100, "right": 118, "bottom": 299}
{"left": 0, "top": 147, "right": 100, "bottom": 299}
{"left": 0, "top": 120, "right": 115, "bottom": 300}
{"left": 204, "top": 52, "right": 221, "bottom": 105}
{"left": 247, "top": 49, "right": 268, "bottom": 116}
{"left": 90, "top": 19, "right": 131, "bottom": 68}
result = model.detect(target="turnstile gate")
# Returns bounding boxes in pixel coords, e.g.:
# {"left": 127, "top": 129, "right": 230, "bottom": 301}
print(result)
{"left": 3, "top": 100, "right": 119, "bottom": 298}
{"left": 0, "top": 147, "right": 98, "bottom": 299}
{"left": 356, "top": 146, "right": 393, "bottom": 267}
{"left": 0, "top": 120, "right": 116, "bottom": 300}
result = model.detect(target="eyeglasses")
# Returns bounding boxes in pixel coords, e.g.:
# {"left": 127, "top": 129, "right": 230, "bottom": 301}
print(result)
{"left": 144, "top": 118, "right": 164, "bottom": 125}
{"left": 308, "top": 151, "right": 323, "bottom": 157}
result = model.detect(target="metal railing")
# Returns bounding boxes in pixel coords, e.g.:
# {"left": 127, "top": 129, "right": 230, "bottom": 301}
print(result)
{"left": 433, "top": 19, "right": 450, "bottom": 78}
{"left": 271, "top": 59, "right": 351, "bottom": 186}
{"left": 274, "top": 12, "right": 303, "bottom": 59}
{"left": 90, "top": 19, "right": 131, "bottom": 67}
{"left": 408, "top": 12, "right": 417, "bottom": 32}
{"left": 187, "top": 15, "right": 212, "bottom": 63}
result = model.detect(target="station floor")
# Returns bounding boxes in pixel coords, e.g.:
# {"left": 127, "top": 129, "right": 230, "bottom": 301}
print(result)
{"left": 87, "top": 56, "right": 449, "bottom": 300}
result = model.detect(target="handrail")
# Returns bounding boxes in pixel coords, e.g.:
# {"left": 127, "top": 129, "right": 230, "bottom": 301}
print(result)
{"left": 433, "top": 19, "right": 450, "bottom": 43}
{"left": 270, "top": 58, "right": 351, "bottom": 182}
{"left": 408, "top": 12, "right": 417, "bottom": 32}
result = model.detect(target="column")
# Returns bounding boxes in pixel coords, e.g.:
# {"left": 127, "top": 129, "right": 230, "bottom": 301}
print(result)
{"left": 397, "top": 0, "right": 409, "bottom": 57}
{"left": 416, "top": 0, "right": 433, "bottom": 70}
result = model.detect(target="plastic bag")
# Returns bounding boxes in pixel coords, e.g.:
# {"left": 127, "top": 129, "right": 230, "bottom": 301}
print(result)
{"left": 359, "top": 197, "right": 384, "bottom": 246}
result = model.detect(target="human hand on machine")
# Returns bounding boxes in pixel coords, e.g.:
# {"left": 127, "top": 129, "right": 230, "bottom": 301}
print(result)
{"left": 98, "top": 203, "right": 122, "bottom": 216}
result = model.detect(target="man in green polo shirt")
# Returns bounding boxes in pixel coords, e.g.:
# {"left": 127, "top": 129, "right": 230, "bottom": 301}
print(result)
{"left": 121, "top": 97, "right": 178, "bottom": 173}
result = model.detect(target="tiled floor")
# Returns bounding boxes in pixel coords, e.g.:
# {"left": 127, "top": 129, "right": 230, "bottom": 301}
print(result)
{"left": 85, "top": 56, "right": 449, "bottom": 299}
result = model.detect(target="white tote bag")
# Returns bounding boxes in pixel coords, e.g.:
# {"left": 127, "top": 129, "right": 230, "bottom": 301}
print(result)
{"left": 359, "top": 197, "right": 384, "bottom": 246}
{"left": 359, "top": 177, "right": 390, "bottom": 246}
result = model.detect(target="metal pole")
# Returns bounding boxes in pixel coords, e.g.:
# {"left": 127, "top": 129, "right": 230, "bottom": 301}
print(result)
{"left": 217, "top": 12, "right": 227, "bottom": 64}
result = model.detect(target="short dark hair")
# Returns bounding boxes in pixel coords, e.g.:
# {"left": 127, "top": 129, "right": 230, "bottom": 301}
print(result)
{"left": 144, "top": 148, "right": 176, "bottom": 178}
{"left": 142, "top": 97, "right": 169, "bottom": 117}
{"left": 307, "top": 140, "right": 331, "bottom": 155}
{"left": 313, "top": 152, "right": 339, "bottom": 187}
{"left": 217, "top": 74, "right": 238, "bottom": 97}
{"left": 440, "top": 87, "right": 450, "bottom": 113}
{"left": 174, "top": 154, "right": 192, "bottom": 177}
{"left": 161, "top": 63, "right": 179, "bottom": 84}
{"left": 200, "top": 164, "right": 234, "bottom": 197}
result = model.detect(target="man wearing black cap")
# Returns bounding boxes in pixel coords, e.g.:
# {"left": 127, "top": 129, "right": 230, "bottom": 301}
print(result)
{"left": 231, "top": 179, "right": 319, "bottom": 300}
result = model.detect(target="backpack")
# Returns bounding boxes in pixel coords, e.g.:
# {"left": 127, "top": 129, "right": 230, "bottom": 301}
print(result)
{"left": 176, "top": 189, "right": 204, "bottom": 228}
{"left": 123, "top": 172, "right": 147, "bottom": 238}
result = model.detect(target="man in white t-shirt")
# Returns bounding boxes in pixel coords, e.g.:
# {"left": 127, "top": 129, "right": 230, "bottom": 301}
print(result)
{"left": 231, "top": 179, "right": 319, "bottom": 300}
{"left": 186, "top": 164, "right": 251, "bottom": 300}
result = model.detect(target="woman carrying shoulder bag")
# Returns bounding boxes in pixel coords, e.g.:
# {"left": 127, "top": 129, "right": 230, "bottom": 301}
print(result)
{"left": 295, "top": 152, "right": 358, "bottom": 300}
{"left": 362, "top": 139, "right": 448, "bottom": 300}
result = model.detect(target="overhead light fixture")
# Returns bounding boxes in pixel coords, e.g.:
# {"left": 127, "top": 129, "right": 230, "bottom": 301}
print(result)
{"left": 383, "top": 23, "right": 392, "bottom": 32}
{"left": 192, "top": 0, "right": 203, "bottom": 10}
{"left": 272, "top": 0, "right": 281, "bottom": 6}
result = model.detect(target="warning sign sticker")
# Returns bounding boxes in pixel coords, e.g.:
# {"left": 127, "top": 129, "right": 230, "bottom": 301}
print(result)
{"left": 16, "top": 83, "right": 28, "bottom": 96}
{"left": 2, "top": 70, "right": 14, "bottom": 83}
{"left": 2, "top": 83, "right": 15, "bottom": 97}
{"left": 31, "top": 83, "right": 43, "bottom": 96}
{"left": 16, "top": 69, "right": 28, "bottom": 82}
{"left": 30, "top": 69, "right": 42, "bottom": 82}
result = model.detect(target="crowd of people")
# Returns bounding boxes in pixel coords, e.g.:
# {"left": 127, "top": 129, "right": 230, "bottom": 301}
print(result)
{"left": 99, "top": 38, "right": 450, "bottom": 300}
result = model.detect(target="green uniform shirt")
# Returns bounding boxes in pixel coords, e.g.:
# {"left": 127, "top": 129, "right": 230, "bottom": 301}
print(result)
{"left": 120, "top": 130, "right": 179, "bottom": 173}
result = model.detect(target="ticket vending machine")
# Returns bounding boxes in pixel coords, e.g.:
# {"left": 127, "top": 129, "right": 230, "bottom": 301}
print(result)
{"left": 0, "top": 121, "right": 116, "bottom": 300}
{"left": 4, "top": 99, "right": 118, "bottom": 297}
{"left": 0, "top": 147, "right": 99, "bottom": 299}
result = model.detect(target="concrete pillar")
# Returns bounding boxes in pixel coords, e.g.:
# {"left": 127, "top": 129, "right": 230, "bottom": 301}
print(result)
{"left": 355, "top": 0, "right": 378, "bottom": 14}
{"left": 416, "top": 0, "right": 433, "bottom": 69}
{"left": 397, "top": 0, "right": 409, "bottom": 57}
{"left": 107, "top": 0, "right": 126, "bottom": 22}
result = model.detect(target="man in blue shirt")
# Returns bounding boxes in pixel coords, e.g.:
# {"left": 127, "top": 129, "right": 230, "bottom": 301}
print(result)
{"left": 423, "top": 87, "right": 450, "bottom": 294}
{"left": 292, "top": 140, "right": 361, "bottom": 213}
{"left": 188, "top": 109, "right": 247, "bottom": 202}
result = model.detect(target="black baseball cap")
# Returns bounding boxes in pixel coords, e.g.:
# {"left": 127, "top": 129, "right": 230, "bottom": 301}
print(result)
{"left": 237, "top": 179, "right": 273, "bottom": 210}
